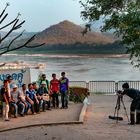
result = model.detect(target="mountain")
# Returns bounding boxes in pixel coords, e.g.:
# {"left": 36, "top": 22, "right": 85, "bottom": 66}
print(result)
{"left": 34, "top": 20, "right": 114, "bottom": 45}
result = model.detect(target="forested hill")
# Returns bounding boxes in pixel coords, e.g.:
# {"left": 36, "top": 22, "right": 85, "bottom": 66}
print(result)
{"left": 34, "top": 20, "right": 114, "bottom": 45}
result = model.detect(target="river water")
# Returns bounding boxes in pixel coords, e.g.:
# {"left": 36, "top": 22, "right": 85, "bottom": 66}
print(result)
{"left": 1, "top": 54, "right": 140, "bottom": 82}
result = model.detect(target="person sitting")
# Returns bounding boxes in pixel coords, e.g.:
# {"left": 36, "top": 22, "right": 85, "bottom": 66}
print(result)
{"left": 38, "top": 74, "right": 50, "bottom": 94}
{"left": 26, "top": 83, "right": 40, "bottom": 114}
{"left": 37, "top": 81, "right": 51, "bottom": 111}
{"left": 18, "top": 84, "right": 30, "bottom": 115}
{"left": 33, "top": 82, "right": 38, "bottom": 94}
{"left": 11, "top": 84, "right": 26, "bottom": 117}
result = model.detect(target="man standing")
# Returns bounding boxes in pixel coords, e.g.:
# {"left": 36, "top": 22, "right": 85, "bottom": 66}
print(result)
{"left": 1, "top": 80, "right": 10, "bottom": 121}
{"left": 119, "top": 83, "right": 140, "bottom": 125}
{"left": 59, "top": 72, "right": 69, "bottom": 109}
{"left": 50, "top": 73, "right": 60, "bottom": 108}
{"left": 6, "top": 75, "right": 13, "bottom": 101}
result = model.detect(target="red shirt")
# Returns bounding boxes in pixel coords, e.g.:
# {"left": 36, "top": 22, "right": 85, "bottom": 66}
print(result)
{"left": 50, "top": 79, "right": 60, "bottom": 92}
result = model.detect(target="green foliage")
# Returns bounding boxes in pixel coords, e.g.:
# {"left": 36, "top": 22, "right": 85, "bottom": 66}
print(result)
{"left": 69, "top": 87, "right": 89, "bottom": 103}
{"left": 15, "top": 41, "right": 126, "bottom": 54}
{"left": 80, "top": 0, "right": 140, "bottom": 66}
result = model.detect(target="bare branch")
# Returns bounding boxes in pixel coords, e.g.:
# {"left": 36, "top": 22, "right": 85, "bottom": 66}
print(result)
{"left": 0, "top": 27, "right": 14, "bottom": 43}
{"left": 0, "top": 2, "right": 10, "bottom": 18}
{"left": 0, "top": 13, "right": 8, "bottom": 24}
{"left": 6, "top": 30, "right": 25, "bottom": 51}
{"left": 0, "top": 35, "right": 45, "bottom": 55}
{"left": 0, "top": 19, "right": 25, "bottom": 43}
{"left": 13, "top": 20, "right": 25, "bottom": 30}
{"left": 0, "top": 18, "right": 17, "bottom": 30}
{"left": 25, "top": 43, "right": 45, "bottom": 48}
{"left": 0, "top": 3, "right": 44, "bottom": 56}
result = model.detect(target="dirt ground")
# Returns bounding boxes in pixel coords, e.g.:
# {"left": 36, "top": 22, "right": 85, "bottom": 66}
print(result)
{"left": 0, "top": 95, "right": 140, "bottom": 140}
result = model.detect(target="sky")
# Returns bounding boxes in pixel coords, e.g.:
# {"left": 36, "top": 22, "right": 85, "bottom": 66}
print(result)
{"left": 0, "top": 0, "right": 84, "bottom": 32}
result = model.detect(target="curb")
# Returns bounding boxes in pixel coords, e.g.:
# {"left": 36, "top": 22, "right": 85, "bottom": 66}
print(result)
{"left": 79, "top": 104, "right": 88, "bottom": 122}
{"left": 0, "top": 104, "right": 88, "bottom": 133}
{"left": 0, "top": 121, "right": 83, "bottom": 133}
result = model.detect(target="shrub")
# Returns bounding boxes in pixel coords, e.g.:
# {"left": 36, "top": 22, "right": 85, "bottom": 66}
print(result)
{"left": 69, "top": 87, "right": 89, "bottom": 103}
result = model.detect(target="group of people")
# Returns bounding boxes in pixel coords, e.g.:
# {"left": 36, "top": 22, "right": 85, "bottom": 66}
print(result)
{"left": 0, "top": 72, "right": 69, "bottom": 121}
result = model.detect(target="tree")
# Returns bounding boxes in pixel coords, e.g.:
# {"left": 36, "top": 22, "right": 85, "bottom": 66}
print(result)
{"left": 80, "top": 0, "right": 140, "bottom": 67}
{"left": 0, "top": 3, "right": 45, "bottom": 58}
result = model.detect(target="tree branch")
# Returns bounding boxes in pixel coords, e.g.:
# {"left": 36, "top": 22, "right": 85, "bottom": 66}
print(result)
{"left": 0, "top": 35, "right": 44, "bottom": 55}
{"left": 0, "top": 13, "right": 8, "bottom": 24}
{"left": 0, "top": 2, "right": 10, "bottom": 18}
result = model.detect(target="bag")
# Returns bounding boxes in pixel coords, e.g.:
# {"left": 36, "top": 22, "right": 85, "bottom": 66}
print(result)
{"left": 42, "top": 94, "right": 50, "bottom": 101}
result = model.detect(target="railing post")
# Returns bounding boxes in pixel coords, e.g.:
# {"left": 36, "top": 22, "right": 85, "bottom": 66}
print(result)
{"left": 86, "top": 82, "right": 89, "bottom": 89}
{"left": 115, "top": 82, "right": 118, "bottom": 92}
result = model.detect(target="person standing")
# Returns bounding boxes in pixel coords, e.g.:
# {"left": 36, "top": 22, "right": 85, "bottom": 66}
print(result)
{"left": 1, "top": 80, "right": 10, "bottom": 121}
{"left": 59, "top": 72, "right": 69, "bottom": 109}
{"left": 119, "top": 83, "right": 140, "bottom": 125}
{"left": 50, "top": 73, "right": 60, "bottom": 109}
{"left": 6, "top": 75, "right": 13, "bottom": 101}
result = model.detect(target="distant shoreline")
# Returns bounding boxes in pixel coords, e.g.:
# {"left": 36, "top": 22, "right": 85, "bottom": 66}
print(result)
{"left": 3, "top": 53, "right": 129, "bottom": 58}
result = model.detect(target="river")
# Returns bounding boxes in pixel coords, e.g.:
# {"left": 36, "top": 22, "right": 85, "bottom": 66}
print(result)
{"left": 1, "top": 54, "right": 140, "bottom": 82}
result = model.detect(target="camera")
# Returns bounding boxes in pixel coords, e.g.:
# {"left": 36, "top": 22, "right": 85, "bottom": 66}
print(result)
{"left": 117, "top": 90, "right": 122, "bottom": 94}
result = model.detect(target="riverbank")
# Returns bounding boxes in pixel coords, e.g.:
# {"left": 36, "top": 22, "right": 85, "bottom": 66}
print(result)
{"left": 3, "top": 53, "right": 129, "bottom": 58}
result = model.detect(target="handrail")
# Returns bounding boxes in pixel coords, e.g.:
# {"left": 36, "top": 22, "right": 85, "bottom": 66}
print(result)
{"left": 69, "top": 81, "right": 140, "bottom": 94}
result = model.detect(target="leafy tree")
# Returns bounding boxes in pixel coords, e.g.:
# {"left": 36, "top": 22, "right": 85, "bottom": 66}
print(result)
{"left": 80, "top": 0, "right": 140, "bottom": 66}
{"left": 0, "top": 3, "right": 45, "bottom": 61}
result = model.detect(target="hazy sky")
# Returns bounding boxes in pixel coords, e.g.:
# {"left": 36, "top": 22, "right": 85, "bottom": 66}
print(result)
{"left": 0, "top": 0, "right": 84, "bottom": 32}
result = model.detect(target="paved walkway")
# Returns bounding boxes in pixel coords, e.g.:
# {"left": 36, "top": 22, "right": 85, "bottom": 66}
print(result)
{"left": 0, "top": 102, "right": 83, "bottom": 131}
{"left": 1, "top": 95, "right": 140, "bottom": 140}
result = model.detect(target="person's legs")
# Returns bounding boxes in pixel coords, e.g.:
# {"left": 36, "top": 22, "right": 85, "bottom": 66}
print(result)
{"left": 42, "top": 100, "right": 46, "bottom": 111}
{"left": 130, "top": 99, "right": 137, "bottom": 124}
{"left": 2, "top": 102, "right": 6, "bottom": 119}
{"left": 31, "top": 104, "right": 35, "bottom": 114}
{"left": 2, "top": 102, "right": 9, "bottom": 120}
{"left": 25, "top": 102, "right": 31, "bottom": 114}
{"left": 11, "top": 102, "right": 18, "bottom": 117}
{"left": 136, "top": 100, "right": 140, "bottom": 124}
{"left": 5, "top": 104, "right": 9, "bottom": 120}
{"left": 18, "top": 102, "right": 25, "bottom": 116}
{"left": 61, "top": 91, "right": 65, "bottom": 108}
{"left": 64, "top": 91, "right": 68, "bottom": 108}
{"left": 34, "top": 101, "right": 40, "bottom": 113}
{"left": 46, "top": 101, "right": 51, "bottom": 109}
{"left": 52, "top": 92, "right": 56, "bottom": 108}
{"left": 56, "top": 93, "right": 59, "bottom": 108}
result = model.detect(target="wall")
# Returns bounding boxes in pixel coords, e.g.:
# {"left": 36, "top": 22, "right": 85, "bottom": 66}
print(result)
{"left": 0, "top": 68, "right": 32, "bottom": 88}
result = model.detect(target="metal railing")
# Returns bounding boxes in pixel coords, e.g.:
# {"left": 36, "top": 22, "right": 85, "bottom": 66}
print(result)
{"left": 69, "top": 81, "right": 87, "bottom": 88}
{"left": 89, "top": 81, "right": 116, "bottom": 93}
{"left": 69, "top": 81, "right": 140, "bottom": 94}
{"left": 117, "top": 81, "right": 140, "bottom": 90}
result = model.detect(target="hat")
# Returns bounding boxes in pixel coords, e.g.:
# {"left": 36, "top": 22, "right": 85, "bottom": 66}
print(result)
{"left": 41, "top": 81, "right": 46, "bottom": 85}
{"left": 12, "top": 84, "right": 18, "bottom": 88}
